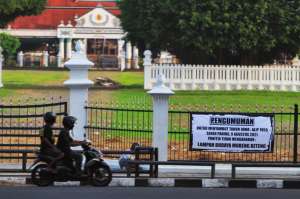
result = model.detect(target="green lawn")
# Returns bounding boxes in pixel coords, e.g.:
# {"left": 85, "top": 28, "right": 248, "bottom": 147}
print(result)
{"left": 1, "top": 69, "right": 300, "bottom": 110}
{"left": 3, "top": 70, "right": 144, "bottom": 88}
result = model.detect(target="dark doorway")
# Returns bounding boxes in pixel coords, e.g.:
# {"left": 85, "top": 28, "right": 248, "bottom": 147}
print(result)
{"left": 87, "top": 39, "right": 118, "bottom": 68}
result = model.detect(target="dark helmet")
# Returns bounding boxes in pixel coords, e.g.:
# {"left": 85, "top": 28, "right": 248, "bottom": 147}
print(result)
{"left": 62, "top": 116, "right": 77, "bottom": 129}
{"left": 43, "top": 112, "right": 56, "bottom": 124}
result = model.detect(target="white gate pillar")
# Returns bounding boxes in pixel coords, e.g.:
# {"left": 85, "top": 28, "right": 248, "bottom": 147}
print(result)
{"left": 0, "top": 46, "right": 3, "bottom": 88}
{"left": 148, "top": 74, "right": 174, "bottom": 161}
{"left": 64, "top": 40, "right": 94, "bottom": 140}
{"left": 144, "top": 50, "right": 152, "bottom": 89}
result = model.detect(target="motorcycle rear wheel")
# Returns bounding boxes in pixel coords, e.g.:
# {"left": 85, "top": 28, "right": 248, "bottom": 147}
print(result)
{"left": 90, "top": 164, "right": 112, "bottom": 186}
{"left": 31, "top": 164, "right": 53, "bottom": 187}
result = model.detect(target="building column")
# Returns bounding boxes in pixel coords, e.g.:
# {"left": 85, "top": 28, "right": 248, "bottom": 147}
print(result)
{"left": 126, "top": 42, "right": 132, "bottom": 69}
{"left": 0, "top": 46, "right": 3, "bottom": 88}
{"left": 17, "top": 51, "right": 24, "bottom": 67}
{"left": 43, "top": 51, "right": 49, "bottom": 67}
{"left": 59, "top": 38, "right": 65, "bottom": 60}
{"left": 66, "top": 38, "right": 72, "bottom": 59}
{"left": 83, "top": 39, "right": 88, "bottom": 55}
{"left": 133, "top": 46, "right": 139, "bottom": 69}
{"left": 118, "top": 39, "right": 125, "bottom": 71}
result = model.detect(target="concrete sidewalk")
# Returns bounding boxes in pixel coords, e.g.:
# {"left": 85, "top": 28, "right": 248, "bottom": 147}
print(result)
{"left": 1, "top": 162, "right": 300, "bottom": 188}
{"left": 2, "top": 161, "right": 300, "bottom": 179}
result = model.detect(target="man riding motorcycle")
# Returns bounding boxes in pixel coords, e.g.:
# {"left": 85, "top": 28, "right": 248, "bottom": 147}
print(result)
{"left": 39, "top": 112, "right": 64, "bottom": 170}
{"left": 56, "top": 116, "right": 87, "bottom": 176}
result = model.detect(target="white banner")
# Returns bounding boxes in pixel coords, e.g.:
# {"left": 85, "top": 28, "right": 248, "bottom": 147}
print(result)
{"left": 191, "top": 114, "right": 274, "bottom": 152}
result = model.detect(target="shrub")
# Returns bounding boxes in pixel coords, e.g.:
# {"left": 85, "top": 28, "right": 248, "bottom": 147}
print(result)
{"left": 0, "top": 32, "right": 21, "bottom": 62}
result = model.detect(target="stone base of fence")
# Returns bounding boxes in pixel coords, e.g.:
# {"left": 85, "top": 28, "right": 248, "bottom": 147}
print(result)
{"left": 0, "top": 177, "right": 298, "bottom": 188}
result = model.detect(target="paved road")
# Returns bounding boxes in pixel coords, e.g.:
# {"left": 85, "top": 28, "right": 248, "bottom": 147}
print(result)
{"left": 1, "top": 187, "right": 300, "bottom": 199}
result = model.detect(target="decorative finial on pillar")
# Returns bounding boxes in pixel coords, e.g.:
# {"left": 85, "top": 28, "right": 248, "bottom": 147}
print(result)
{"left": 96, "top": 3, "right": 103, "bottom": 8}
{"left": 67, "top": 20, "right": 73, "bottom": 27}
{"left": 148, "top": 73, "right": 174, "bottom": 96}
{"left": 75, "top": 40, "right": 84, "bottom": 54}
{"left": 143, "top": 50, "right": 152, "bottom": 66}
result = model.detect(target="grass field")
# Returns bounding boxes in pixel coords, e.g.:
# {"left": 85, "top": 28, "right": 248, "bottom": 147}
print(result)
{"left": 1, "top": 69, "right": 299, "bottom": 162}
{"left": 1, "top": 69, "right": 300, "bottom": 109}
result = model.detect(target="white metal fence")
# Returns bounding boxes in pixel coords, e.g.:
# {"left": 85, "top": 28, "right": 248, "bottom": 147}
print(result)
{"left": 144, "top": 52, "right": 300, "bottom": 91}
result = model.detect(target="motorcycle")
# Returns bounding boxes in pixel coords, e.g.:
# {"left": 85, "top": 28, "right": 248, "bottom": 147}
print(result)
{"left": 30, "top": 141, "right": 112, "bottom": 187}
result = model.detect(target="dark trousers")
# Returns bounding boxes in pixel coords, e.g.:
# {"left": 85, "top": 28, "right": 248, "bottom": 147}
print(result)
{"left": 68, "top": 151, "right": 82, "bottom": 173}
{"left": 41, "top": 148, "right": 64, "bottom": 168}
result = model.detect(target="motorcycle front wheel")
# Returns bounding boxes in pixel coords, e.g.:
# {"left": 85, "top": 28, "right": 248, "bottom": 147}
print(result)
{"left": 31, "top": 164, "right": 53, "bottom": 186}
{"left": 90, "top": 164, "right": 112, "bottom": 186}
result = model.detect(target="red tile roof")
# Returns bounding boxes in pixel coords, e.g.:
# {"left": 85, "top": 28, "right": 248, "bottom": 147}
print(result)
{"left": 47, "top": 0, "right": 117, "bottom": 7}
{"left": 8, "top": 0, "right": 120, "bottom": 29}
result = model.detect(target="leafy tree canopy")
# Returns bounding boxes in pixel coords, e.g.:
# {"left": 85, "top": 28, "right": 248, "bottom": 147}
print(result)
{"left": 119, "top": 0, "right": 300, "bottom": 65}
{"left": 0, "top": 0, "right": 47, "bottom": 28}
{"left": 0, "top": 33, "right": 20, "bottom": 60}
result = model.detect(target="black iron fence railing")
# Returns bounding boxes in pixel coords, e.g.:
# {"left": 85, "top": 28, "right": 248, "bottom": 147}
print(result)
{"left": 1, "top": 99, "right": 299, "bottom": 164}
{"left": 85, "top": 105, "right": 153, "bottom": 151}
{"left": 86, "top": 103, "right": 300, "bottom": 163}
{"left": 0, "top": 99, "right": 67, "bottom": 164}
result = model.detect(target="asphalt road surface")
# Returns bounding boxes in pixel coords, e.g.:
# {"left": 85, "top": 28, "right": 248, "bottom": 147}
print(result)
{"left": 1, "top": 187, "right": 300, "bottom": 199}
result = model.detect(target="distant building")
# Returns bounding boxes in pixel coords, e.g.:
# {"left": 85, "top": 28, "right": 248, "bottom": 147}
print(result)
{"left": 0, "top": 0, "right": 138, "bottom": 70}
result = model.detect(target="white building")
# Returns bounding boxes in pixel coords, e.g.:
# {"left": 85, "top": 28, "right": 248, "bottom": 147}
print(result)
{"left": 0, "top": 0, "right": 138, "bottom": 70}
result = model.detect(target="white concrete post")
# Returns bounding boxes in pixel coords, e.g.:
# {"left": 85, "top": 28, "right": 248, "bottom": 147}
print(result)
{"left": 17, "top": 51, "right": 24, "bottom": 67}
{"left": 66, "top": 38, "right": 73, "bottom": 59}
{"left": 59, "top": 38, "right": 65, "bottom": 60}
{"left": 144, "top": 50, "right": 152, "bottom": 89}
{"left": 43, "top": 51, "right": 49, "bottom": 67}
{"left": 64, "top": 40, "right": 94, "bottom": 140}
{"left": 0, "top": 46, "right": 3, "bottom": 88}
{"left": 148, "top": 74, "right": 174, "bottom": 161}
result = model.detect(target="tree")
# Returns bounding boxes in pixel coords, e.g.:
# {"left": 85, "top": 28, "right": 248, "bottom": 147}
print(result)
{"left": 0, "top": 0, "right": 47, "bottom": 28}
{"left": 119, "top": 0, "right": 300, "bottom": 65}
{"left": 0, "top": 33, "right": 21, "bottom": 61}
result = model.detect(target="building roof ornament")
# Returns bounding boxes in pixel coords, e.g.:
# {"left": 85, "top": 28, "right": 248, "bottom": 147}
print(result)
{"left": 67, "top": 20, "right": 73, "bottom": 27}
{"left": 58, "top": 20, "right": 65, "bottom": 27}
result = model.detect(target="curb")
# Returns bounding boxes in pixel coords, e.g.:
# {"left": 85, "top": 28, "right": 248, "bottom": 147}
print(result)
{"left": 133, "top": 179, "right": 300, "bottom": 189}
{"left": 2, "top": 177, "right": 300, "bottom": 188}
